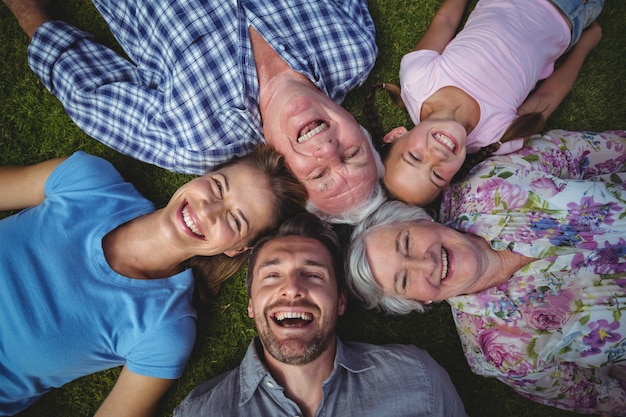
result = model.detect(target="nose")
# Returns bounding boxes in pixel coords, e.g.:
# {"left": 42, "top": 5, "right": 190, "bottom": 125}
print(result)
{"left": 201, "top": 201, "right": 226, "bottom": 225}
{"left": 426, "top": 145, "right": 448, "bottom": 163}
{"left": 312, "top": 138, "right": 339, "bottom": 159}
{"left": 406, "top": 253, "right": 437, "bottom": 283}
{"left": 279, "top": 274, "right": 306, "bottom": 298}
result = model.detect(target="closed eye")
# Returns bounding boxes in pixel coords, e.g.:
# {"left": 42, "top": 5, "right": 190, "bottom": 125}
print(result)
{"left": 312, "top": 170, "right": 326, "bottom": 180}
{"left": 307, "top": 167, "right": 328, "bottom": 181}
{"left": 304, "top": 272, "right": 324, "bottom": 280}
{"left": 342, "top": 146, "right": 361, "bottom": 162}
{"left": 229, "top": 211, "right": 242, "bottom": 233}
{"left": 212, "top": 178, "right": 224, "bottom": 199}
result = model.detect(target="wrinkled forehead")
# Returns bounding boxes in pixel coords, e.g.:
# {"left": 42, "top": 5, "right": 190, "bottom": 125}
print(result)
{"left": 253, "top": 236, "right": 335, "bottom": 274}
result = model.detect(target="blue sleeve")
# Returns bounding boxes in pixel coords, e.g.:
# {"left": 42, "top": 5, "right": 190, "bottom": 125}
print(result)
{"left": 126, "top": 315, "right": 197, "bottom": 379}
{"left": 44, "top": 151, "right": 125, "bottom": 196}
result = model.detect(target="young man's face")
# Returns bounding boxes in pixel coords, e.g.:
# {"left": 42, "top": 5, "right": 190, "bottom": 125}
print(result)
{"left": 247, "top": 236, "right": 346, "bottom": 365}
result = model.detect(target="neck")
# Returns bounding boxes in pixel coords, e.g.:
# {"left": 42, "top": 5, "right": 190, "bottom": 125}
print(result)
{"left": 102, "top": 212, "right": 185, "bottom": 279}
{"left": 249, "top": 26, "right": 313, "bottom": 143}
{"left": 263, "top": 339, "right": 337, "bottom": 417}
{"left": 471, "top": 234, "right": 536, "bottom": 291}
{"left": 421, "top": 86, "right": 480, "bottom": 134}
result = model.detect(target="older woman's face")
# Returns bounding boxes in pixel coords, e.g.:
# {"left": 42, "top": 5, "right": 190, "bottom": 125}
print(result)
{"left": 364, "top": 220, "right": 494, "bottom": 302}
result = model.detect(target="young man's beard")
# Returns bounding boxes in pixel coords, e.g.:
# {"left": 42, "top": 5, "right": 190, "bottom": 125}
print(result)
{"left": 256, "top": 303, "right": 337, "bottom": 366}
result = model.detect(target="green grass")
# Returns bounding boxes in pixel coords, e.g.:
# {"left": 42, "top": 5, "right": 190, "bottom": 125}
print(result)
{"left": 2, "top": 0, "right": 624, "bottom": 416}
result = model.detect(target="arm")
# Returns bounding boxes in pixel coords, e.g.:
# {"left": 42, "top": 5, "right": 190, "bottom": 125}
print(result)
{"left": 2, "top": 0, "right": 51, "bottom": 39}
{"left": 0, "top": 157, "right": 66, "bottom": 211}
{"left": 413, "top": 0, "right": 469, "bottom": 53}
{"left": 94, "top": 366, "right": 174, "bottom": 417}
{"left": 517, "top": 22, "right": 602, "bottom": 118}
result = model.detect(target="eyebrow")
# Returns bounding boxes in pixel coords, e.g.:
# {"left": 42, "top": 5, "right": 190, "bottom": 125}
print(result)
{"left": 319, "top": 176, "right": 336, "bottom": 192}
{"left": 256, "top": 258, "right": 330, "bottom": 271}
{"left": 393, "top": 232, "right": 406, "bottom": 294}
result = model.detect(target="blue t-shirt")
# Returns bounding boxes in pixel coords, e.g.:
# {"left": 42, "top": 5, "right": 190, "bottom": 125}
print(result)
{"left": 0, "top": 152, "right": 197, "bottom": 415}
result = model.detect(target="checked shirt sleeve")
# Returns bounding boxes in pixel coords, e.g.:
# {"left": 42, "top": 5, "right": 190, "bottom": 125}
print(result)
{"left": 27, "top": 20, "right": 241, "bottom": 174}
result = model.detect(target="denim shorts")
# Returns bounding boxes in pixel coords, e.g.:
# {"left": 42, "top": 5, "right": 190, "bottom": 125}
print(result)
{"left": 549, "top": 0, "right": 605, "bottom": 47}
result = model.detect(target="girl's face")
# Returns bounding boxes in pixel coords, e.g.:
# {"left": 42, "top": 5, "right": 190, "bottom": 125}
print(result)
{"left": 163, "top": 163, "right": 275, "bottom": 257}
{"left": 364, "top": 220, "right": 494, "bottom": 302}
{"left": 382, "top": 120, "right": 467, "bottom": 206}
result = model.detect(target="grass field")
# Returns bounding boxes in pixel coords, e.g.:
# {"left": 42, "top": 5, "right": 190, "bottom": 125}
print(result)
{"left": 2, "top": 0, "right": 624, "bottom": 416}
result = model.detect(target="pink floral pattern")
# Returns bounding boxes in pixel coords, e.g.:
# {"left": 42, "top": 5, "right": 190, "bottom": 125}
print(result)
{"left": 441, "top": 130, "right": 626, "bottom": 414}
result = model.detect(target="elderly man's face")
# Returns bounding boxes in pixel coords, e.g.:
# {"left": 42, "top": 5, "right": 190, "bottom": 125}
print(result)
{"left": 247, "top": 236, "right": 346, "bottom": 365}
{"left": 262, "top": 84, "right": 378, "bottom": 216}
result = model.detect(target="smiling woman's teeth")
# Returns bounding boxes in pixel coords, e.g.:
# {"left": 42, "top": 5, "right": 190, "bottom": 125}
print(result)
{"left": 433, "top": 133, "right": 456, "bottom": 152}
{"left": 297, "top": 122, "right": 328, "bottom": 143}
{"left": 182, "top": 205, "right": 203, "bottom": 236}
{"left": 441, "top": 247, "right": 449, "bottom": 281}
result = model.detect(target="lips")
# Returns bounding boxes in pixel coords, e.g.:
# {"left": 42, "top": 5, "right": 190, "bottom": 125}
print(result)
{"left": 433, "top": 132, "right": 457, "bottom": 153}
{"left": 181, "top": 203, "right": 205, "bottom": 239}
{"left": 297, "top": 120, "right": 329, "bottom": 143}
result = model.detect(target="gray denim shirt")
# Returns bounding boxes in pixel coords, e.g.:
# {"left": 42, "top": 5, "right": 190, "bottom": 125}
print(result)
{"left": 174, "top": 337, "right": 467, "bottom": 417}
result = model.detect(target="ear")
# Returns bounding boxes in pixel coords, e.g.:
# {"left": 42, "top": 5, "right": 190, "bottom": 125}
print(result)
{"left": 337, "top": 290, "right": 347, "bottom": 317}
{"left": 224, "top": 246, "right": 251, "bottom": 257}
{"left": 382, "top": 126, "right": 408, "bottom": 144}
{"left": 247, "top": 299, "right": 254, "bottom": 318}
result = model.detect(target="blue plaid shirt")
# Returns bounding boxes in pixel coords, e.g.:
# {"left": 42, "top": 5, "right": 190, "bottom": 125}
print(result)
{"left": 28, "top": 0, "right": 377, "bottom": 174}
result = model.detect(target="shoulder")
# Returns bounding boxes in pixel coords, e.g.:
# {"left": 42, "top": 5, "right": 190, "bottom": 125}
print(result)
{"left": 342, "top": 341, "right": 441, "bottom": 374}
{"left": 46, "top": 151, "right": 124, "bottom": 191}
{"left": 174, "top": 368, "right": 241, "bottom": 416}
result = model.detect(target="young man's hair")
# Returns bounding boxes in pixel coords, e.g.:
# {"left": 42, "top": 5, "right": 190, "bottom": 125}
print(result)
{"left": 246, "top": 213, "right": 345, "bottom": 294}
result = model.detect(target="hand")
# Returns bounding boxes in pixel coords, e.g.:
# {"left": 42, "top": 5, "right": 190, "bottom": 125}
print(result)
{"left": 2, "top": 0, "right": 53, "bottom": 39}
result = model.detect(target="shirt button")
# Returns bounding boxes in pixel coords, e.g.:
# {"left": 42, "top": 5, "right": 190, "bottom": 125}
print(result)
{"left": 266, "top": 381, "right": 274, "bottom": 388}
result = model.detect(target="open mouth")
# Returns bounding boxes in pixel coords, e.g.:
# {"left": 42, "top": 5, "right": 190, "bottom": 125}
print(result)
{"left": 297, "top": 120, "right": 329, "bottom": 143}
{"left": 182, "top": 203, "right": 205, "bottom": 239}
{"left": 433, "top": 132, "right": 457, "bottom": 153}
{"left": 271, "top": 311, "right": 314, "bottom": 327}
{"left": 441, "top": 247, "right": 449, "bottom": 282}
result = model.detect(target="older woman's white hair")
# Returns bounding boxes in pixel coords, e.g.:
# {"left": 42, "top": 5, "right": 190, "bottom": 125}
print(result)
{"left": 347, "top": 200, "right": 434, "bottom": 315}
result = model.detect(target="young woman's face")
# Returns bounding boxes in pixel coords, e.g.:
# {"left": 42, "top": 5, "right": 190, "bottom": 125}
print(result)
{"left": 382, "top": 120, "right": 467, "bottom": 206}
{"left": 364, "top": 220, "right": 494, "bottom": 302}
{"left": 164, "top": 163, "right": 275, "bottom": 257}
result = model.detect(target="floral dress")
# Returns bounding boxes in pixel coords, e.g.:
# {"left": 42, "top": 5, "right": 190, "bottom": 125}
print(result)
{"left": 440, "top": 130, "right": 626, "bottom": 414}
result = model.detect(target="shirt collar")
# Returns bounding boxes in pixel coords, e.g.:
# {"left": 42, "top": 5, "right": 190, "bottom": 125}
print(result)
{"left": 238, "top": 337, "right": 375, "bottom": 404}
